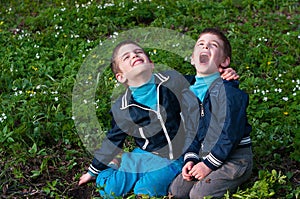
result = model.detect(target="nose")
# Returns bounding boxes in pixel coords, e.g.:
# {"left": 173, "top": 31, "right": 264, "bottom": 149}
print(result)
{"left": 131, "top": 52, "right": 139, "bottom": 58}
{"left": 202, "top": 43, "right": 209, "bottom": 49}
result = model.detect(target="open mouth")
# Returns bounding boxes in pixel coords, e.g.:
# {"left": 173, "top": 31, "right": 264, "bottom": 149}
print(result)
{"left": 199, "top": 54, "right": 209, "bottom": 64}
{"left": 132, "top": 59, "right": 144, "bottom": 66}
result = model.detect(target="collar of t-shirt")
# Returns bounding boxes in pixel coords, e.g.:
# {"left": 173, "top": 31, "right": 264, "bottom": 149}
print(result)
{"left": 129, "top": 74, "right": 157, "bottom": 110}
{"left": 189, "top": 72, "right": 220, "bottom": 102}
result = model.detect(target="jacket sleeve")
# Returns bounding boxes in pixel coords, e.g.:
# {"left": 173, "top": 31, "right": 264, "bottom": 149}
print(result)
{"left": 88, "top": 110, "right": 127, "bottom": 176}
{"left": 180, "top": 87, "right": 201, "bottom": 162}
{"left": 203, "top": 83, "right": 249, "bottom": 170}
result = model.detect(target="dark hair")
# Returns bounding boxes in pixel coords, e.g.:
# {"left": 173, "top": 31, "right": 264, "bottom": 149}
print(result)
{"left": 110, "top": 40, "right": 146, "bottom": 74}
{"left": 199, "top": 28, "right": 232, "bottom": 60}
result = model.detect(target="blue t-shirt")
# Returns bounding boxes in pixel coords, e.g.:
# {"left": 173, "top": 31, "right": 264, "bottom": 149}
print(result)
{"left": 129, "top": 75, "right": 157, "bottom": 110}
{"left": 189, "top": 72, "right": 220, "bottom": 102}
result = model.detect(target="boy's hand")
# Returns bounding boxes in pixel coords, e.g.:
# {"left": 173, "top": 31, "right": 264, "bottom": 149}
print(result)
{"left": 78, "top": 172, "right": 95, "bottom": 186}
{"left": 219, "top": 67, "right": 239, "bottom": 80}
{"left": 182, "top": 161, "right": 194, "bottom": 181}
{"left": 189, "top": 162, "right": 212, "bottom": 181}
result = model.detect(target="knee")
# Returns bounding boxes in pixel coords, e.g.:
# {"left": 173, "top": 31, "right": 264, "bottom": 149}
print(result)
{"left": 169, "top": 184, "right": 190, "bottom": 199}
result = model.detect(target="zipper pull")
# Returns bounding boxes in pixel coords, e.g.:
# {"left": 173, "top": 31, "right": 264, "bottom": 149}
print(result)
{"left": 200, "top": 103, "right": 204, "bottom": 117}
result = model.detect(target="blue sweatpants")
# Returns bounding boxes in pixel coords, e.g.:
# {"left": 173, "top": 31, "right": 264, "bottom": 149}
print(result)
{"left": 96, "top": 148, "right": 183, "bottom": 198}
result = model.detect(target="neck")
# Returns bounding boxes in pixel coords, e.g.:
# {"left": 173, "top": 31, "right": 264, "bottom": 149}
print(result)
{"left": 126, "top": 71, "right": 152, "bottom": 87}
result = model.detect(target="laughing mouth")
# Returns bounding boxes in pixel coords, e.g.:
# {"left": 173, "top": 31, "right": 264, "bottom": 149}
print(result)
{"left": 199, "top": 54, "right": 209, "bottom": 63}
{"left": 132, "top": 59, "right": 144, "bottom": 66}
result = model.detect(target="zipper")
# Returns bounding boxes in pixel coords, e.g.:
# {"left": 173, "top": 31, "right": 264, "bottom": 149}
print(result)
{"left": 157, "top": 112, "right": 174, "bottom": 160}
{"left": 200, "top": 103, "right": 205, "bottom": 117}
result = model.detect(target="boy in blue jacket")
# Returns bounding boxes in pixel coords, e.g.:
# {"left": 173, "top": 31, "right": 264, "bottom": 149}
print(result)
{"left": 169, "top": 28, "right": 253, "bottom": 199}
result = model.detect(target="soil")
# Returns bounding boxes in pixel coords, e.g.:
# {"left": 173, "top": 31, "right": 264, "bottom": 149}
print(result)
{"left": 1, "top": 145, "right": 299, "bottom": 199}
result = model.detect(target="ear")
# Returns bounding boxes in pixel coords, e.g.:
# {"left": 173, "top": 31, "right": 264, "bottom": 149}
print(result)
{"left": 115, "top": 73, "right": 127, "bottom": 83}
{"left": 220, "top": 57, "right": 230, "bottom": 68}
{"left": 191, "top": 54, "right": 195, "bottom": 66}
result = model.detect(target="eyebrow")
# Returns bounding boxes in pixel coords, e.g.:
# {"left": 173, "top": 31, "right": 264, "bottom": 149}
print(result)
{"left": 120, "top": 48, "right": 143, "bottom": 59}
{"left": 197, "top": 39, "right": 221, "bottom": 46}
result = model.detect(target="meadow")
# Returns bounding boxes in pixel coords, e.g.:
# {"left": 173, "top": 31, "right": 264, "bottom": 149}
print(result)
{"left": 0, "top": 0, "right": 299, "bottom": 198}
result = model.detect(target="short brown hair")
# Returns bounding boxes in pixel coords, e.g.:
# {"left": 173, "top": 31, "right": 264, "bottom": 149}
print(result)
{"left": 110, "top": 40, "right": 146, "bottom": 74}
{"left": 199, "top": 28, "right": 231, "bottom": 60}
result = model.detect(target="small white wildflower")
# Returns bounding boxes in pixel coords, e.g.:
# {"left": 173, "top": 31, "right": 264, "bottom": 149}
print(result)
{"left": 278, "top": 74, "right": 282, "bottom": 77}
{"left": 263, "top": 97, "right": 268, "bottom": 101}
{"left": 36, "top": 85, "right": 41, "bottom": 89}
{"left": 36, "top": 53, "right": 40, "bottom": 59}
{"left": 286, "top": 32, "right": 290, "bottom": 35}
{"left": 278, "top": 88, "right": 282, "bottom": 93}
{"left": 83, "top": 99, "right": 88, "bottom": 104}
{"left": 54, "top": 97, "right": 59, "bottom": 101}
{"left": 82, "top": 54, "right": 85, "bottom": 58}
{"left": 282, "top": 97, "right": 288, "bottom": 101}
{"left": 72, "top": 116, "right": 76, "bottom": 120}
{"left": 293, "top": 93, "right": 296, "bottom": 96}
{"left": 19, "top": 90, "right": 23, "bottom": 94}
{"left": 261, "top": 90, "right": 265, "bottom": 95}
{"left": 15, "top": 92, "right": 18, "bottom": 96}
{"left": 2, "top": 113, "right": 6, "bottom": 117}
{"left": 0, "top": 118, "right": 3, "bottom": 122}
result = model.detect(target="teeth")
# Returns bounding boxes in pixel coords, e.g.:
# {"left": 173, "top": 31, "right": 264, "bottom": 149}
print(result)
{"left": 200, "top": 54, "right": 209, "bottom": 63}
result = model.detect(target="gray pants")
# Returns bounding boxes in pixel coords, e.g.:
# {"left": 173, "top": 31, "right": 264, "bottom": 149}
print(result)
{"left": 169, "top": 147, "right": 253, "bottom": 199}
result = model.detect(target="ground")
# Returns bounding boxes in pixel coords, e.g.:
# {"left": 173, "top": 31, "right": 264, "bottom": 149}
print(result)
{"left": 1, "top": 145, "right": 299, "bottom": 199}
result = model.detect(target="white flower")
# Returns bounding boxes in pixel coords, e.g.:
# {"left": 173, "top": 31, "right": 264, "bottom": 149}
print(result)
{"left": 54, "top": 97, "right": 59, "bottom": 101}
{"left": 282, "top": 97, "right": 288, "bottom": 101}
{"left": 83, "top": 99, "right": 88, "bottom": 104}
{"left": 263, "top": 97, "right": 268, "bottom": 101}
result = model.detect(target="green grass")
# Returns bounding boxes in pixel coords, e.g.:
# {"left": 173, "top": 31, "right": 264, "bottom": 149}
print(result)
{"left": 1, "top": 0, "right": 299, "bottom": 198}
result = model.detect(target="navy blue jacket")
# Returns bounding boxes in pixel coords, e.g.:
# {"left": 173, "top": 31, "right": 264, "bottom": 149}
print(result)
{"left": 88, "top": 70, "right": 199, "bottom": 176}
{"left": 184, "top": 76, "right": 252, "bottom": 171}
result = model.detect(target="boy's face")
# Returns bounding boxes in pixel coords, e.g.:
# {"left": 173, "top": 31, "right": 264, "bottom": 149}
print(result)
{"left": 115, "top": 43, "right": 154, "bottom": 85}
{"left": 191, "top": 33, "right": 230, "bottom": 76}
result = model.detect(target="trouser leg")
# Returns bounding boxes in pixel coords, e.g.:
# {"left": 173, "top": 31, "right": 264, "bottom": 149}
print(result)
{"left": 190, "top": 147, "right": 253, "bottom": 199}
{"left": 134, "top": 160, "right": 182, "bottom": 197}
{"left": 169, "top": 173, "right": 196, "bottom": 199}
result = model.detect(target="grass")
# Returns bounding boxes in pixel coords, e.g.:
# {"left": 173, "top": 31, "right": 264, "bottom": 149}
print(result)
{"left": 0, "top": 0, "right": 299, "bottom": 198}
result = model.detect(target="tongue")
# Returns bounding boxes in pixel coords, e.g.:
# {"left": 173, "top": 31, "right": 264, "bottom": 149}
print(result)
{"left": 200, "top": 54, "right": 209, "bottom": 63}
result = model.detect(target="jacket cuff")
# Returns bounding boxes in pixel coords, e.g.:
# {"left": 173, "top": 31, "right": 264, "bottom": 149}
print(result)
{"left": 203, "top": 152, "right": 223, "bottom": 171}
{"left": 88, "top": 164, "right": 100, "bottom": 177}
{"left": 184, "top": 152, "right": 200, "bottom": 164}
